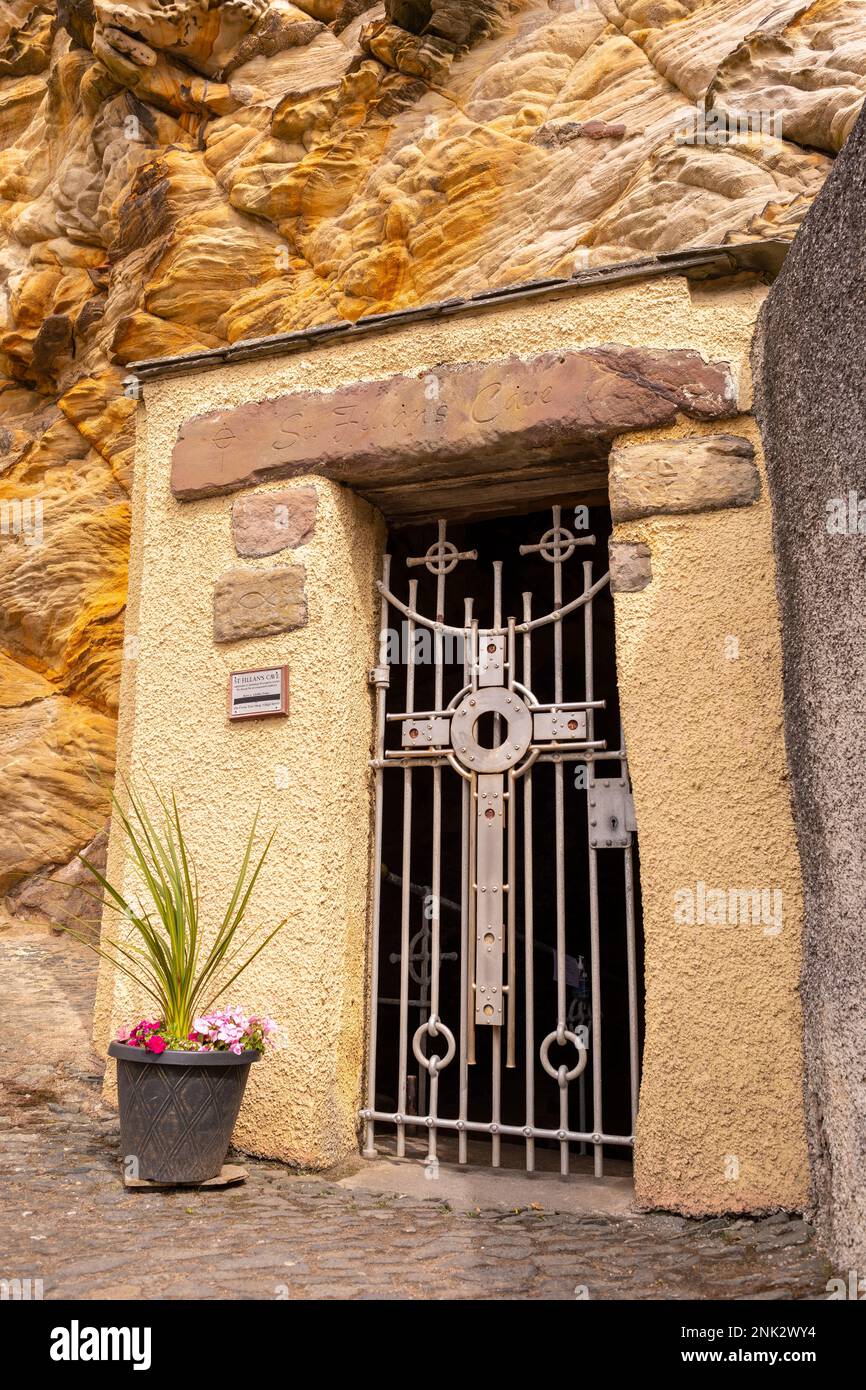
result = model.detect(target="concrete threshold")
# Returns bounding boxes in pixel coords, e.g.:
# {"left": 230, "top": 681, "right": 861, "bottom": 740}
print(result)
{"left": 333, "top": 1153, "right": 636, "bottom": 1217}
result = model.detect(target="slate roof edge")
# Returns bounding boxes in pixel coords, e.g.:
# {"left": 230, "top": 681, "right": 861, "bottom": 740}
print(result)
{"left": 127, "top": 239, "right": 789, "bottom": 383}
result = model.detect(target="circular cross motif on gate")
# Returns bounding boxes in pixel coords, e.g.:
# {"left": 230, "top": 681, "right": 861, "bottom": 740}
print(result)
{"left": 450, "top": 687, "right": 533, "bottom": 772}
{"left": 421, "top": 538, "right": 462, "bottom": 574}
{"left": 535, "top": 524, "right": 576, "bottom": 564}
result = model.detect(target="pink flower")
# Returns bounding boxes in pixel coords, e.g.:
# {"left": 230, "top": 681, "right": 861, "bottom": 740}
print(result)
{"left": 217, "top": 1023, "right": 244, "bottom": 1044}
{"left": 116, "top": 1026, "right": 131, "bottom": 1042}
{"left": 229, "top": 1041, "right": 243, "bottom": 1055}
{"left": 145, "top": 1034, "right": 167, "bottom": 1054}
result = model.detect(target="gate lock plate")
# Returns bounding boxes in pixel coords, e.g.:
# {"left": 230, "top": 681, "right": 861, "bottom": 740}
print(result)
{"left": 401, "top": 716, "right": 451, "bottom": 748}
{"left": 532, "top": 710, "right": 587, "bottom": 741}
{"left": 477, "top": 634, "right": 506, "bottom": 687}
{"left": 588, "top": 778, "right": 637, "bottom": 848}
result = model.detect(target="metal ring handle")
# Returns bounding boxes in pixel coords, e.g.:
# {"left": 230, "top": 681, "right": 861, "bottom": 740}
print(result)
{"left": 412, "top": 1016, "right": 456, "bottom": 1074}
{"left": 540, "top": 1029, "right": 587, "bottom": 1083}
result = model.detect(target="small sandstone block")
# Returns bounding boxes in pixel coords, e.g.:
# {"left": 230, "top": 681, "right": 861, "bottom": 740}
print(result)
{"left": 232, "top": 486, "right": 317, "bottom": 557}
{"left": 213, "top": 566, "right": 307, "bottom": 643}
{"left": 609, "top": 435, "right": 760, "bottom": 523}
{"left": 609, "top": 543, "right": 652, "bottom": 592}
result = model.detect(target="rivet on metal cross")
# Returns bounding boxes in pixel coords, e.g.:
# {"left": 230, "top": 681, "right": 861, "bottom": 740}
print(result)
{"left": 518, "top": 505, "right": 595, "bottom": 564}
{"left": 406, "top": 519, "right": 478, "bottom": 576}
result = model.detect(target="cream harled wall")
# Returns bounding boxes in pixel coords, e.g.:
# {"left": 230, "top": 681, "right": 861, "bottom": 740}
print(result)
{"left": 96, "top": 273, "right": 810, "bottom": 1206}
{"left": 610, "top": 411, "right": 808, "bottom": 1214}
{"left": 94, "top": 458, "right": 386, "bottom": 1169}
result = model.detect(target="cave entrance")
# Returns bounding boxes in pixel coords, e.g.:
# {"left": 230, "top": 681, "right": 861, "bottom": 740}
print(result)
{"left": 361, "top": 504, "right": 643, "bottom": 1177}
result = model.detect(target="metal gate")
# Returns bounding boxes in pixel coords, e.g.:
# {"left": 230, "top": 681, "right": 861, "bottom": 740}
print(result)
{"left": 361, "top": 507, "right": 640, "bottom": 1176}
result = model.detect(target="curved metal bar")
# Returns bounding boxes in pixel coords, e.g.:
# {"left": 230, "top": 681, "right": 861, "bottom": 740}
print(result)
{"left": 376, "top": 569, "right": 611, "bottom": 637}
{"left": 510, "top": 746, "right": 540, "bottom": 781}
{"left": 446, "top": 752, "right": 472, "bottom": 782}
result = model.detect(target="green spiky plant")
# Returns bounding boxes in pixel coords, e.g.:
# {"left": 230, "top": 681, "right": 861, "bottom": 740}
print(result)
{"left": 69, "top": 780, "right": 285, "bottom": 1046}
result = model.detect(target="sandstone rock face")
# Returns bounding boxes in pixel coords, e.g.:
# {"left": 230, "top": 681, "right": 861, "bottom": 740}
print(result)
{"left": 608, "top": 434, "right": 759, "bottom": 523}
{"left": 7, "top": 822, "right": 109, "bottom": 936}
{"left": 213, "top": 564, "right": 308, "bottom": 641}
{"left": 0, "top": 667, "right": 115, "bottom": 892}
{"left": 0, "top": 0, "right": 864, "bottom": 919}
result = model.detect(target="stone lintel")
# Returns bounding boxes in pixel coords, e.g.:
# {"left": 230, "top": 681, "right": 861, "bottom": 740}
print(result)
{"left": 171, "top": 348, "right": 738, "bottom": 516}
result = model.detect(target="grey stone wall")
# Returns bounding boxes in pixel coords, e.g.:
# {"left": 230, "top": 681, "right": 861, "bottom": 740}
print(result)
{"left": 753, "top": 102, "right": 866, "bottom": 1266}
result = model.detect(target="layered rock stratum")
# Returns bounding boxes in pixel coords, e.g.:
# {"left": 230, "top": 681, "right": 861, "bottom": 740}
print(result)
{"left": 1, "top": 0, "right": 865, "bottom": 925}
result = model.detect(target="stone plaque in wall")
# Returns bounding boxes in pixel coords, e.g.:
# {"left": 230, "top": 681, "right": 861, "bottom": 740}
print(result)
{"left": 232, "top": 487, "right": 317, "bottom": 557}
{"left": 213, "top": 565, "right": 308, "bottom": 643}
{"left": 608, "top": 435, "right": 760, "bottom": 523}
{"left": 170, "top": 348, "right": 739, "bottom": 508}
{"left": 609, "top": 542, "right": 653, "bottom": 592}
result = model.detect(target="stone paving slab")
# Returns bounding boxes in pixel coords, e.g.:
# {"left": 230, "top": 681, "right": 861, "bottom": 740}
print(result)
{"left": 0, "top": 926, "right": 834, "bottom": 1301}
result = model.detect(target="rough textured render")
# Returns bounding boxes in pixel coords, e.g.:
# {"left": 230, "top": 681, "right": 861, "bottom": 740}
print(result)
{"left": 753, "top": 100, "right": 866, "bottom": 1266}
{"left": 610, "top": 419, "right": 809, "bottom": 1217}
{"left": 0, "top": 1, "right": 864, "bottom": 915}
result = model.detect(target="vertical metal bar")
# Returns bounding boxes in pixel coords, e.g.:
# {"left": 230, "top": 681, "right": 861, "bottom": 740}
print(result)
{"left": 458, "top": 597, "right": 473, "bottom": 1162}
{"left": 622, "top": 734, "right": 640, "bottom": 1132}
{"left": 467, "top": 619, "right": 479, "bottom": 1068}
{"left": 491, "top": 567, "right": 503, "bottom": 1168}
{"left": 396, "top": 578, "right": 418, "bottom": 1158}
{"left": 431, "top": 523, "right": 446, "bottom": 1023}
{"left": 363, "top": 555, "right": 391, "bottom": 1158}
{"left": 522, "top": 591, "right": 535, "bottom": 1173}
{"left": 423, "top": 523, "right": 446, "bottom": 1153}
{"left": 506, "top": 616, "right": 517, "bottom": 1070}
{"left": 491, "top": 1031, "right": 502, "bottom": 1168}
{"left": 428, "top": 1068, "right": 439, "bottom": 1163}
{"left": 417, "top": 931, "right": 429, "bottom": 1121}
{"left": 579, "top": 1068, "right": 587, "bottom": 1157}
{"left": 584, "top": 558, "right": 604, "bottom": 1178}
{"left": 552, "top": 508, "right": 569, "bottom": 1176}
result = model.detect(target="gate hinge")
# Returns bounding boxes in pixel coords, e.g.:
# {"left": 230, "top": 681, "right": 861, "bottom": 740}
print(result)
{"left": 368, "top": 665, "right": 390, "bottom": 688}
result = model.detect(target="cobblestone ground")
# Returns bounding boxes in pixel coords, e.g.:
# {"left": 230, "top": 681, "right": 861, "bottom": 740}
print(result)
{"left": 0, "top": 924, "right": 833, "bottom": 1301}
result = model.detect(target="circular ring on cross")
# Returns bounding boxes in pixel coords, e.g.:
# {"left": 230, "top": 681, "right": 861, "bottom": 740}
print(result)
{"left": 412, "top": 1016, "right": 456, "bottom": 1074}
{"left": 424, "top": 540, "right": 461, "bottom": 575}
{"left": 540, "top": 1028, "right": 588, "bottom": 1083}
{"left": 450, "top": 685, "right": 533, "bottom": 773}
{"left": 537, "top": 526, "right": 577, "bottom": 564}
